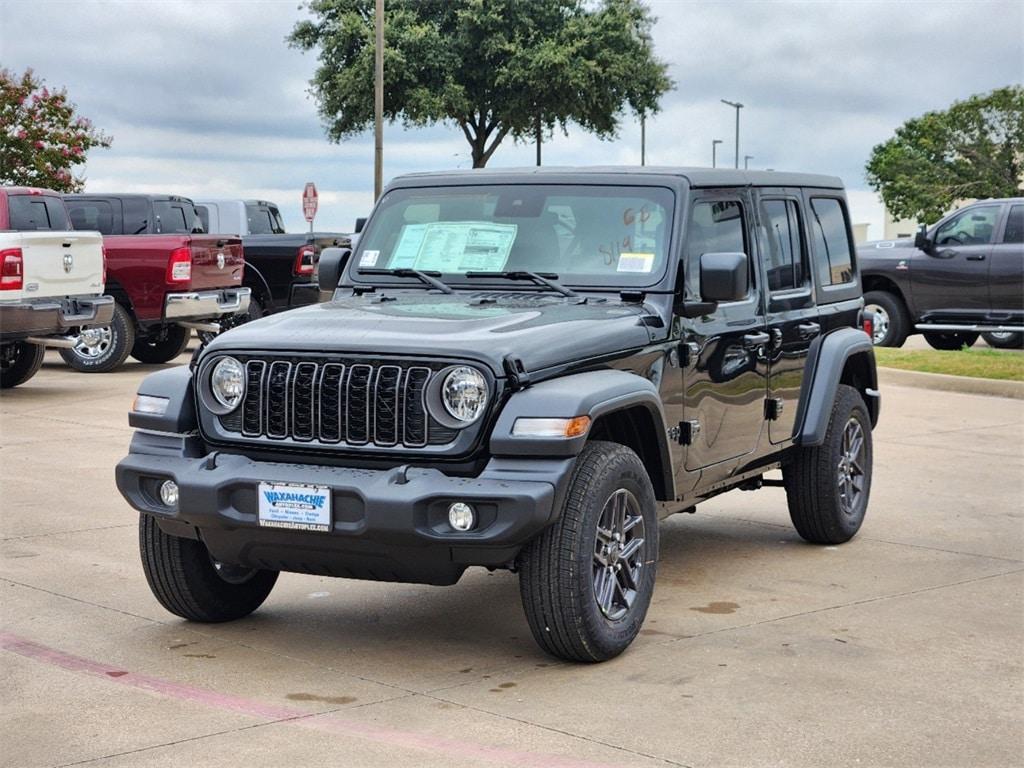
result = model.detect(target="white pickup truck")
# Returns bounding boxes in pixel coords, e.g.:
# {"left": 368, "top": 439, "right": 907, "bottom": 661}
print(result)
{"left": 1, "top": 187, "right": 114, "bottom": 388}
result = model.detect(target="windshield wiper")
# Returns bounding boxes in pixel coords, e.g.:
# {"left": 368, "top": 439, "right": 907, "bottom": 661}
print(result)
{"left": 464, "top": 271, "right": 577, "bottom": 297}
{"left": 358, "top": 268, "right": 454, "bottom": 294}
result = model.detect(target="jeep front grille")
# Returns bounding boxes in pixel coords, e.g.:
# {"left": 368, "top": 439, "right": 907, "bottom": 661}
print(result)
{"left": 219, "top": 357, "right": 456, "bottom": 448}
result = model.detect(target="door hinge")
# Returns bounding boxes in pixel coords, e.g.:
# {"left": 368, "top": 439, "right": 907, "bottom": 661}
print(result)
{"left": 676, "top": 420, "right": 701, "bottom": 445}
{"left": 764, "top": 397, "right": 784, "bottom": 421}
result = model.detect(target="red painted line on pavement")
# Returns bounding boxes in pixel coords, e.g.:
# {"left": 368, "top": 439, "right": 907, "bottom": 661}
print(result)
{"left": 0, "top": 632, "right": 616, "bottom": 768}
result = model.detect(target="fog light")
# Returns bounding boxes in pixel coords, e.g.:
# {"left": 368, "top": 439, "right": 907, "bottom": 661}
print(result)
{"left": 159, "top": 480, "right": 179, "bottom": 508}
{"left": 448, "top": 502, "right": 475, "bottom": 531}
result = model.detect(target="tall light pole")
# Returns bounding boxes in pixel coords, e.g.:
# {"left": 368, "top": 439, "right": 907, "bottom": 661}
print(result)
{"left": 712, "top": 139, "right": 722, "bottom": 168}
{"left": 744, "top": 155, "right": 753, "bottom": 170}
{"left": 373, "top": 0, "right": 384, "bottom": 200}
{"left": 721, "top": 99, "right": 743, "bottom": 169}
{"left": 640, "top": 114, "right": 646, "bottom": 166}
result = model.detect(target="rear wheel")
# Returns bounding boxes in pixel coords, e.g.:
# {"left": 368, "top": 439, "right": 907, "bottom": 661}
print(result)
{"left": 198, "top": 296, "right": 263, "bottom": 346}
{"left": 863, "top": 291, "right": 909, "bottom": 347}
{"left": 130, "top": 325, "right": 190, "bottom": 364}
{"left": 60, "top": 303, "right": 135, "bottom": 372}
{"left": 981, "top": 331, "right": 1023, "bottom": 349}
{"left": 0, "top": 342, "right": 45, "bottom": 389}
{"left": 784, "top": 385, "right": 872, "bottom": 545}
{"left": 139, "top": 513, "right": 278, "bottom": 622}
{"left": 923, "top": 331, "right": 979, "bottom": 351}
{"left": 518, "top": 441, "right": 658, "bottom": 662}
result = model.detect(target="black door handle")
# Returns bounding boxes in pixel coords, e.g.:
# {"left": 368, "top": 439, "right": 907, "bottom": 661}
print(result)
{"left": 966, "top": 254, "right": 986, "bottom": 261}
{"left": 798, "top": 322, "right": 821, "bottom": 339}
{"left": 743, "top": 331, "right": 771, "bottom": 348}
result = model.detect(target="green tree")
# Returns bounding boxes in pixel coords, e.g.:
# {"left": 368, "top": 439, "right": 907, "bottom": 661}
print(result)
{"left": 289, "top": 0, "right": 673, "bottom": 168}
{"left": 866, "top": 86, "right": 1024, "bottom": 222}
{"left": 1, "top": 68, "right": 112, "bottom": 192}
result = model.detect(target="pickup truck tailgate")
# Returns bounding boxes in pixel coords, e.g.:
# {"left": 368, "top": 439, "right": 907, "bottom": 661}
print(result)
{"left": 188, "top": 236, "right": 244, "bottom": 290}
{"left": 7, "top": 231, "right": 105, "bottom": 301}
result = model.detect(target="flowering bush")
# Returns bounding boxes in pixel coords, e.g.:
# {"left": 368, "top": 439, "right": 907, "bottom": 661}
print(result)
{"left": 1, "top": 68, "right": 112, "bottom": 192}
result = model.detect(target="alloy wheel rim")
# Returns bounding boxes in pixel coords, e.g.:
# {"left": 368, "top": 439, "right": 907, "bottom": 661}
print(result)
{"left": 864, "top": 304, "right": 889, "bottom": 345}
{"left": 593, "top": 488, "right": 646, "bottom": 621}
{"left": 837, "top": 417, "right": 866, "bottom": 516}
{"left": 987, "top": 331, "right": 1014, "bottom": 341}
{"left": 74, "top": 326, "right": 113, "bottom": 359}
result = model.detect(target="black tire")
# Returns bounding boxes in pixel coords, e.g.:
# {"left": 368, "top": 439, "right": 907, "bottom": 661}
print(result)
{"left": 130, "top": 324, "right": 191, "bottom": 364}
{"left": 981, "top": 331, "right": 1023, "bottom": 349}
{"left": 862, "top": 291, "right": 909, "bottom": 347}
{"left": 198, "top": 295, "right": 263, "bottom": 346}
{"left": 923, "top": 331, "right": 979, "bottom": 351}
{"left": 139, "top": 513, "right": 278, "bottom": 622}
{"left": 784, "top": 384, "right": 872, "bottom": 545}
{"left": 518, "top": 441, "right": 658, "bottom": 662}
{"left": 0, "top": 342, "right": 45, "bottom": 389}
{"left": 59, "top": 302, "right": 135, "bottom": 372}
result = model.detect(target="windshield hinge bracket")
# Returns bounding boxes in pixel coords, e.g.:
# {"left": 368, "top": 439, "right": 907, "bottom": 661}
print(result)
{"left": 503, "top": 355, "right": 532, "bottom": 391}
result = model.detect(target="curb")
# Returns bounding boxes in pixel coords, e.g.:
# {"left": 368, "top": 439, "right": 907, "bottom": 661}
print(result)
{"left": 877, "top": 366, "right": 1024, "bottom": 399}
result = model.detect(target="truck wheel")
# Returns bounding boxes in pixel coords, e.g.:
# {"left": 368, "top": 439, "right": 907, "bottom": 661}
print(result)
{"left": 862, "top": 291, "right": 908, "bottom": 347}
{"left": 0, "top": 342, "right": 45, "bottom": 389}
{"left": 59, "top": 303, "right": 135, "bottom": 373}
{"left": 981, "top": 331, "right": 1023, "bottom": 349}
{"left": 784, "top": 384, "right": 872, "bottom": 545}
{"left": 923, "top": 331, "right": 979, "bottom": 351}
{"left": 130, "top": 325, "right": 191, "bottom": 364}
{"left": 518, "top": 441, "right": 658, "bottom": 662}
{"left": 198, "top": 296, "right": 263, "bottom": 346}
{"left": 139, "top": 513, "right": 278, "bottom": 622}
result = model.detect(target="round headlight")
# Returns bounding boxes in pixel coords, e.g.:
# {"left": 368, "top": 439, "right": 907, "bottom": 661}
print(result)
{"left": 441, "top": 366, "right": 488, "bottom": 423}
{"left": 210, "top": 357, "right": 245, "bottom": 410}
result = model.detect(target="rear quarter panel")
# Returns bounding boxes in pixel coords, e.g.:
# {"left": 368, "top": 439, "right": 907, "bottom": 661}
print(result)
{"left": 104, "top": 234, "right": 190, "bottom": 321}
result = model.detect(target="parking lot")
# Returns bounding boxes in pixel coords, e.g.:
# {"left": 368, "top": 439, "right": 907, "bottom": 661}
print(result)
{"left": 2, "top": 347, "right": 1022, "bottom": 768}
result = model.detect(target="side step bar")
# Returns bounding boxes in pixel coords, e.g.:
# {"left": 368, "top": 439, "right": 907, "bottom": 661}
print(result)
{"left": 915, "top": 323, "right": 1024, "bottom": 333}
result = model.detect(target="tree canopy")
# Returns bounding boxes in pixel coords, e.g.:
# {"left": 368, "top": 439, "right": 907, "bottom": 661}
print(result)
{"left": 866, "top": 86, "right": 1024, "bottom": 222}
{"left": 1, "top": 68, "right": 112, "bottom": 192}
{"left": 289, "top": 0, "right": 673, "bottom": 167}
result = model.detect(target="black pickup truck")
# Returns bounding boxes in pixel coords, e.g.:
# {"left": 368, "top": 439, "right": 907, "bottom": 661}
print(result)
{"left": 194, "top": 199, "right": 350, "bottom": 321}
{"left": 858, "top": 198, "right": 1023, "bottom": 349}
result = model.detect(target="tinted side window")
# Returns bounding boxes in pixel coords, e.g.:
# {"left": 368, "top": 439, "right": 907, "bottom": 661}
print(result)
{"left": 809, "top": 198, "right": 854, "bottom": 286}
{"left": 762, "top": 199, "right": 807, "bottom": 291}
{"left": 8, "top": 195, "right": 70, "bottom": 231}
{"left": 195, "top": 205, "right": 211, "bottom": 233}
{"left": 684, "top": 200, "right": 748, "bottom": 299}
{"left": 934, "top": 205, "right": 1001, "bottom": 246}
{"left": 153, "top": 201, "right": 193, "bottom": 234}
{"left": 66, "top": 199, "right": 114, "bottom": 234}
{"left": 123, "top": 198, "right": 150, "bottom": 234}
{"left": 246, "top": 204, "right": 277, "bottom": 234}
{"left": 1001, "top": 204, "right": 1023, "bottom": 244}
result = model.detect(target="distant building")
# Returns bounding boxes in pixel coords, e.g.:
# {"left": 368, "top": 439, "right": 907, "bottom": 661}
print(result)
{"left": 851, "top": 222, "right": 870, "bottom": 244}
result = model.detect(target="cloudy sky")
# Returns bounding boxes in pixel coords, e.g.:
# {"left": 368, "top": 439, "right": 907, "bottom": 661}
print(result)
{"left": 3, "top": 0, "right": 1022, "bottom": 237}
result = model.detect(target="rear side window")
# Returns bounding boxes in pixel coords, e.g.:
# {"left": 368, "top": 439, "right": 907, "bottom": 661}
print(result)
{"left": 7, "top": 195, "right": 71, "bottom": 231}
{"left": 1001, "top": 204, "right": 1023, "bottom": 244}
{"left": 195, "top": 205, "right": 211, "bottom": 233}
{"left": 153, "top": 201, "right": 198, "bottom": 234}
{"left": 66, "top": 199, "right": 115, "bottom": 234}
{"left": 809, "top": 198, "right": 854, "bottom": 285}
{"left": 246, "top": 203, "right": 286, "bottom": 234}
{"left": 762, "top": 199, "right": 807, "bottom": 291}
{"left": 123, "top": 198, "right": 150, "bottom": 234}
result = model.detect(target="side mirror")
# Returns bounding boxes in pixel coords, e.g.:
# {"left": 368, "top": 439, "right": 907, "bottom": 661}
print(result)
{"left": 914, "top": 224, "right": 933, "bottom": 254}
{"left": 316, "top": 247, "right": 351, "bottom": 293}
{"left": 700, "top": 252, "right": 749, "bottom": 303}
{"left": 354, "top": 217, "right": 367, "bottom": 234}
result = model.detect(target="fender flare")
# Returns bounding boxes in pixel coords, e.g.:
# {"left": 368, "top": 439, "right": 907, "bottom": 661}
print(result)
{"left": 795, "top": 327, "right": 879, "bottom": 447}
{"left": 128, "top": 366, "right": 197, "bottom": 434}
{"left": 489, "top": 369, "right": 674, "bottom": 500}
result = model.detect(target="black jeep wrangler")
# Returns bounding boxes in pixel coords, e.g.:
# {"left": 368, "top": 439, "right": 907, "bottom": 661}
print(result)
{"left": 116, "top": 168, "right": 880, "bottom": 662}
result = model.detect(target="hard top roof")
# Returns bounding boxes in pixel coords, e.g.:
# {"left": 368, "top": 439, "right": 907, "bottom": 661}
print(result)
{"left": 391, "top": 165, "right": 845, "bottom": 190}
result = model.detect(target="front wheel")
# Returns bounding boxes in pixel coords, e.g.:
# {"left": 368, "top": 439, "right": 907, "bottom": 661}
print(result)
{"left": 923, "top": 331, "right": 979, "bottom": 351}
{"left": 518, "top": 441, "right": 658, "bottom": 662}
{"left": 139, "top": 514, "right": 278, "bottom": 622}
{"left": 784, "top": 384, "right": 872, "bottom": 544}
{"left": 198, "top": 296, "right": 264, "bottom": 346}
{"left": 59, "top": 303, "right": 135, "bottom": 372}
{"left": 0, "top": 342, "right": 46, "bottom": 389}
{"left": 863, "top": 291, "right": 909, "bottom": 347}
{"left": 981, "top": 331, "right": 1023, "bottom": 349}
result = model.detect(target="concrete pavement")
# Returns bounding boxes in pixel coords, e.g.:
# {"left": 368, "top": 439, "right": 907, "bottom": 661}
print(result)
{"left": 1, "top": 349, "right": 1022, "bottom": 767}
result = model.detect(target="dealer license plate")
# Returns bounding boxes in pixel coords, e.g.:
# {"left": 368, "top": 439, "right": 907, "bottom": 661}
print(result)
{"left": 258, "top": 482, "right": 331, "bottom": 532}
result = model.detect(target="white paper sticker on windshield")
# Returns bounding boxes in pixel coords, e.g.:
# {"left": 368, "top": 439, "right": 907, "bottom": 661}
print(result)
{"left": 359, "top": 249, "right": 380, "bottom": 267}
{"left": 617, "top": 252, "right": 655, "bottom": 273}
{"left": 413, "top": 222, "right": 518, "bottom": 272}
{"left": 389, "top": 224, "right": 429, "bottom": 269}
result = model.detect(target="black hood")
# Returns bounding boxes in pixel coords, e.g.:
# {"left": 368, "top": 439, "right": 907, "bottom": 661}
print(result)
{"left": 205, "top": 292, "right": 658, "bottom": 375}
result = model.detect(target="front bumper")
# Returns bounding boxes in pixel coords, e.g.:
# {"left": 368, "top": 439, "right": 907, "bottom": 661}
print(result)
{"left": 115, "top": 432, "right": 573, "bottom": 585}
{"left": 165, "top": 287, "right": 251, "bottom": 321}
{"left": 0, "top": 294, "right": 114, "bottom": 339}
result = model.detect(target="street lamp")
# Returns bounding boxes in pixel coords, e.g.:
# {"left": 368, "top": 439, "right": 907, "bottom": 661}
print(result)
{"left": 744, "top": 155, "right": 754, "bottom": 170}
{"left": 721, "top": 99, "right": 743, "bottom": 169}
{"left": 712, "top": 139, "right": 722, "bottom": 168}
{"left": 373, "top": 0, "right": 384, "bottom": 199}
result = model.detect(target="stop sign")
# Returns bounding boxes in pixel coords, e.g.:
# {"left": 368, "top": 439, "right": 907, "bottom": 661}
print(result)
{"left": 302, "top": 182, "right": 318, "bottom": 223}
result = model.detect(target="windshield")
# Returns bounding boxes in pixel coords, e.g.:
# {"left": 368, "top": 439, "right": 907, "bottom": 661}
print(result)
{"left": 351, "top": 184, "right": 674, "bottom": 288}
{"left": 246, "top": 203, "right": 286, "bottom": 234}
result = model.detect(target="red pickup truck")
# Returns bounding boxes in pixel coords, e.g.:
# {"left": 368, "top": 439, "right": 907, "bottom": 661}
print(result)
{"left": 63, "top": 194, "right": 249, "bottom": 371}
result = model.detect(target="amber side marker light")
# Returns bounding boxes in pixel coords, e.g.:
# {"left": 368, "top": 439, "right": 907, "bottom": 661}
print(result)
{"left": 512, "top": 416, "right": 591, "bottom": 438}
